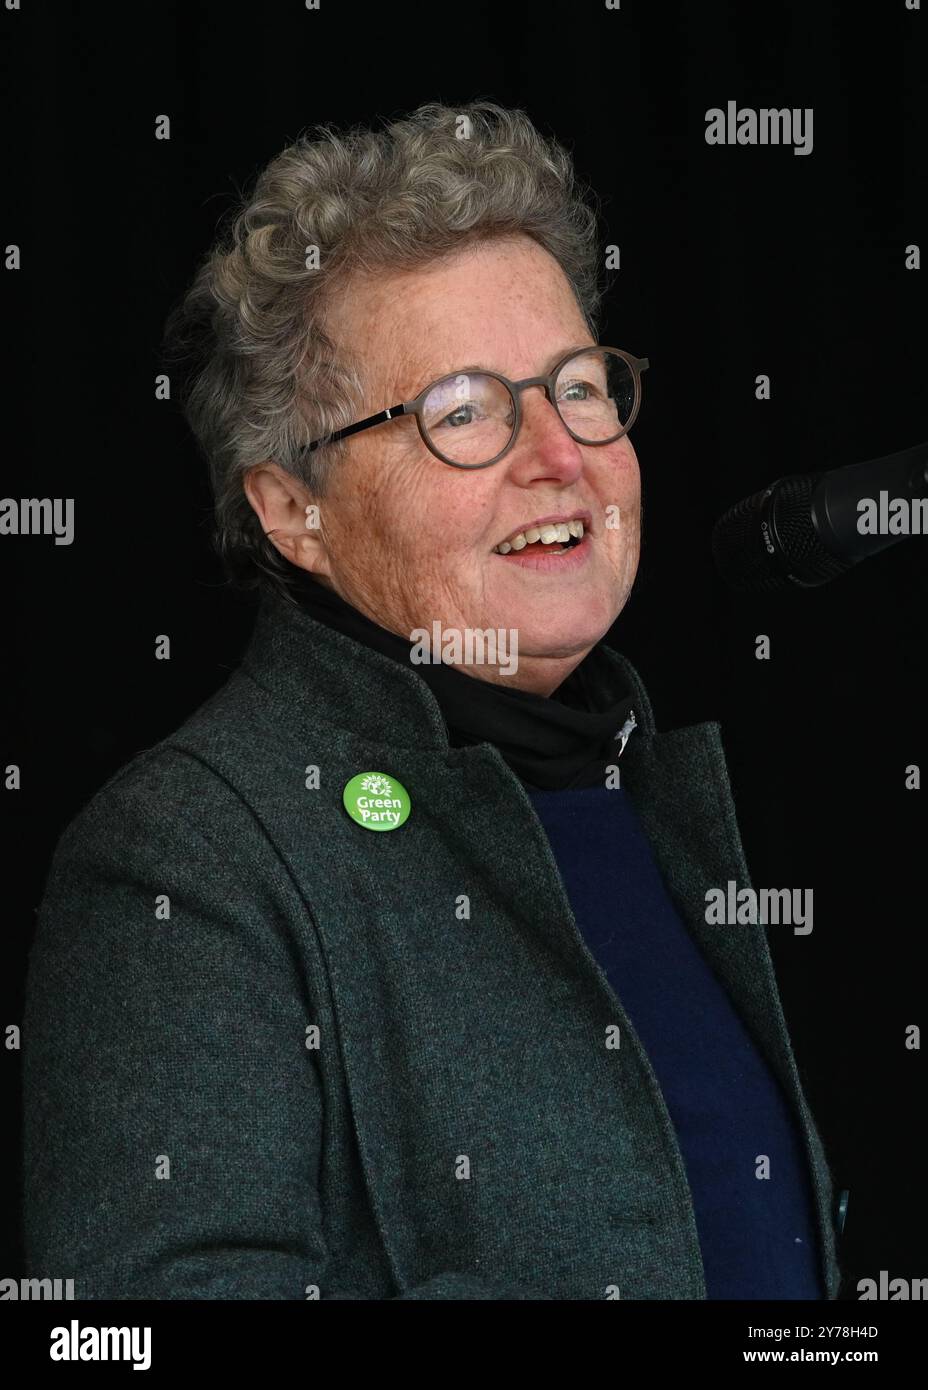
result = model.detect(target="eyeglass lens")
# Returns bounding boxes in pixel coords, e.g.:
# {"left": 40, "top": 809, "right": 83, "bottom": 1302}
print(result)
{"left": 421, "top": 348, "right": 636, "bottom": 465}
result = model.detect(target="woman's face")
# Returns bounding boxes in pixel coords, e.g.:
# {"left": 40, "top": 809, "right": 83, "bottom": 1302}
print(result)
{"left": 254, "top": 234, "right": 641, "bottom": 696}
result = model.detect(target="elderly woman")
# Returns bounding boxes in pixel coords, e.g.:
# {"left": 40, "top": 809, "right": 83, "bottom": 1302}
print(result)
{"left": 23, "top": 102, "right": 843, "bottom": 1301}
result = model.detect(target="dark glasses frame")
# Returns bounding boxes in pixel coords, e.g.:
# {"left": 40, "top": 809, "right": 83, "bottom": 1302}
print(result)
{"left": 298, "top": 345, "right": 650, "bottom": 469}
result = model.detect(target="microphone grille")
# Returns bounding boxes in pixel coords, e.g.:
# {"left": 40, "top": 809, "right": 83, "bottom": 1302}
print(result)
{"left": 711, "top": 472, "right": 853, "bottom": 593}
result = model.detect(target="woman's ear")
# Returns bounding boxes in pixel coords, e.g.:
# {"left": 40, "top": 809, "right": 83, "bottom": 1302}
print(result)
{"left": 244, "top": 462, "right": 331, "bottom": 579}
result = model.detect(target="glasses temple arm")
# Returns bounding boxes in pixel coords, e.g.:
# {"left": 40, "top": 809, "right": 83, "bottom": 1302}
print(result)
{"left": 303, "top": 403, "right": 408, "bottom": 455}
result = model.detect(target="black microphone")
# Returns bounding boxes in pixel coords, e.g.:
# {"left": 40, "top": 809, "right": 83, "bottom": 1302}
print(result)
{"left": 711, "top": 440, "right": 928, "bottom": 593}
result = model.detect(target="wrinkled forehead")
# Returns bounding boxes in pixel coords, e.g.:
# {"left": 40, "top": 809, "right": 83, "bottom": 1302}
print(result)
{"left": 323, "top": 235, "right": 592, "bottom": 405}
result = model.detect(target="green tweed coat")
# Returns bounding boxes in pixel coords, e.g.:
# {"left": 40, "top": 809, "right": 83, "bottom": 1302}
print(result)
{"left": 22, "top": 591, "right": 843, "bottom": 1300}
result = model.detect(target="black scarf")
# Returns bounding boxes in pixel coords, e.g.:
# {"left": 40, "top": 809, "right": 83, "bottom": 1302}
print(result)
{"left": 288, "top": 569, "right": 636, "bottom": 792}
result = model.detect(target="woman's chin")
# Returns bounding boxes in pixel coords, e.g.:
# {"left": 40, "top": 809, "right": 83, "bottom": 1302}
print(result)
{"left": 497, "top": 592, "right": 622, "bottom": 649}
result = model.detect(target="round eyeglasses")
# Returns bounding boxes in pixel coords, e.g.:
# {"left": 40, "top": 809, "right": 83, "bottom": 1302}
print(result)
{"left": 299, "top": 346, "right": 649, "bottom": 469}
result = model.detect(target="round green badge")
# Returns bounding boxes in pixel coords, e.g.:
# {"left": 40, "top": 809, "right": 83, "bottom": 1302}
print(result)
{"left": 342, "top": 771, "right": 412, "bottom": 832}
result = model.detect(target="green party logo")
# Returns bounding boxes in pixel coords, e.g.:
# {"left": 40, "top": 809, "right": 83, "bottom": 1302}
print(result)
{"left": 343, "top": 771, "right": 411, "bottom": 831}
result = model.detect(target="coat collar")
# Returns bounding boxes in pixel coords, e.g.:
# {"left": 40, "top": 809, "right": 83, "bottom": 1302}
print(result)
{"left": 240, "top": 588, "right": 657, "bottom": 753}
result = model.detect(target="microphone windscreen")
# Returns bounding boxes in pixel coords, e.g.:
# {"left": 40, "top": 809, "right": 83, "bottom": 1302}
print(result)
{"left": 711, "top": 472, "right": 854, "bottom": 593}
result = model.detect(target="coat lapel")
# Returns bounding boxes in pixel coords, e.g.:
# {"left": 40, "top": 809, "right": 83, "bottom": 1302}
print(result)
{"left": 596, "top": 646, "right": 839, "bottom": 1297}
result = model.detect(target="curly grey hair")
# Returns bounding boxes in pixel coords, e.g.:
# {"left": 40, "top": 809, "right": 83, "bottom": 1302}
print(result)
{"left": 162, "top": 100, "right": 606, "bottom": 602}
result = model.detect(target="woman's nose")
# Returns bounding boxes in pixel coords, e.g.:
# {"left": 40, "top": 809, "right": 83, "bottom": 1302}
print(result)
{"left": 507, "top": 386, "right": 585, "bottom": 483}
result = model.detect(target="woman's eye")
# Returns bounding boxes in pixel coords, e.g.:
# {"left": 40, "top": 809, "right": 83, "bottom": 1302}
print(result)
{"left": 561, "top": 380, "right": 597, "bottom": 401}
{"left": 440, "top": 403, "right": 477, "bottom": 428}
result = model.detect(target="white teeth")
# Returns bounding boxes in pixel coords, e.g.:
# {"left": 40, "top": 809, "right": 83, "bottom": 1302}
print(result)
{"left": 493, "top": 518, "right": 586, "bottom": 554}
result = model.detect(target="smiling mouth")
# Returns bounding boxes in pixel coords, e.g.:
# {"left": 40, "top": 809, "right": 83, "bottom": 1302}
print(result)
{"left": 492, "top": 518, "right": 587, "bottom": 556}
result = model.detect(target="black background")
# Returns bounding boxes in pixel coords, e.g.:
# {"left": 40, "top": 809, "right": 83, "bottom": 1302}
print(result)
{"left": 2, "top": 0, "right": 926, "bottom": 1303}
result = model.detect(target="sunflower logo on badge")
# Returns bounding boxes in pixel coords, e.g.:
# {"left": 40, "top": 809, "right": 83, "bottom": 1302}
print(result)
{"left": 360, "top": 773, "right": 392, "bottom": 797}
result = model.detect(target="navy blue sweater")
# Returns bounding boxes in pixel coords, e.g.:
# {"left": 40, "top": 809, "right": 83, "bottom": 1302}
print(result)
{"left": 528, "top": 782, "right": 823, "bottom": 1300}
